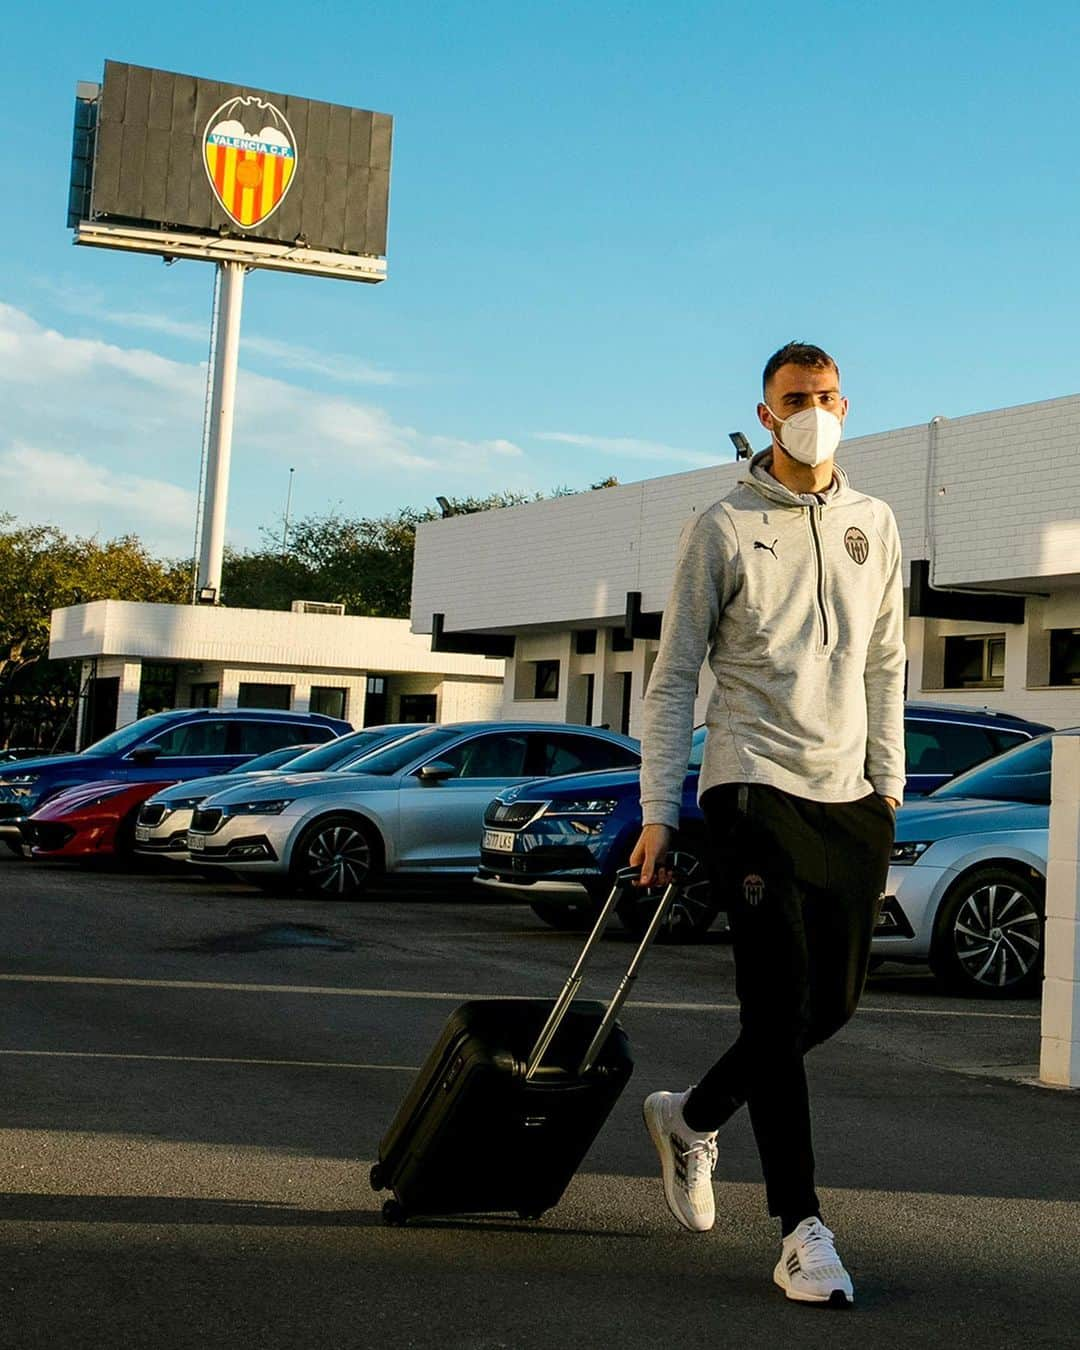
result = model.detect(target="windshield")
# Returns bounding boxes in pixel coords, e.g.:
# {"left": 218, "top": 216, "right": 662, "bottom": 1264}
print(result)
{"left": 81, "top": 713, "right": 177, "bottom": 757}
{"left": 342, "top": 725, "right": 460, "bottom": 776}
{"left": 281, "top": 726, "right": 415, "bottom": 774}
{"left": 930, "top": 734, "right": 1054, "bottom": 805}
{"left": 242, "top": 744, "right": 317, "bottom": 773}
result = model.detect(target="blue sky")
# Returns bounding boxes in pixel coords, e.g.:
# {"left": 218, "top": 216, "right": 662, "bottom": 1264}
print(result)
{"left": 2, "top": 1, "right": 1078, "bottom": 555}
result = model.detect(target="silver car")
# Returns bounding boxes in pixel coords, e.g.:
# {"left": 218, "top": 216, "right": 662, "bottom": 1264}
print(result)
{"left": 186, "top": 722, "right": 641, "bottom": 897}
{"left": 134, "top": 724, "right": 418, "bottom": 860}
{"left": 874, "top": 729, "right": 1071, "bottom": 997}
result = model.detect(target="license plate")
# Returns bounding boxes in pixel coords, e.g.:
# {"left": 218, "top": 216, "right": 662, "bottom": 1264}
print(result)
{"left": 483, "top": 829, "right": 516, "bottom": 852}
{"left": 188, "top": 833, "right": 205, "bottom": 851}
{"left": 134, "top": 825, "right": 151, "bottom": 842}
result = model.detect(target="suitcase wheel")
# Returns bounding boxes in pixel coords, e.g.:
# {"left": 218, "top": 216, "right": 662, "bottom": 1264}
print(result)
{"left": 369, "top": 1163, "right": 386, "bottom": 1191}
{"left": 382, "top": 1199, "right": 408, "bottom": 1226}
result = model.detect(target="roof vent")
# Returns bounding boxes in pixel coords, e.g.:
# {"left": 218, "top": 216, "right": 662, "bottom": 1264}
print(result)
{"left": 291, "top": 600, "right": 346, "bottom": 616}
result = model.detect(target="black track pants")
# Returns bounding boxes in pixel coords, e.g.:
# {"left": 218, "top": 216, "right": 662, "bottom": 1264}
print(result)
{"left": 684, "top": 782, "right": 895, "bottom": 1221}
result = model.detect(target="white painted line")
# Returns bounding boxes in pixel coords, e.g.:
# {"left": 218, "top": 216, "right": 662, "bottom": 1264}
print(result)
{"left": 0, "top": 973, "right": 1040, "bottom": 1019}
{"left": 0, "top": 1048, "right": 417, "bottom": 1071}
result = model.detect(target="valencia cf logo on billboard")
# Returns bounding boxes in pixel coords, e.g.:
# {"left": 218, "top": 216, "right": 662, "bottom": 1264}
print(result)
{"left": 203, "top": 95, "right": 297, "bottom": 230}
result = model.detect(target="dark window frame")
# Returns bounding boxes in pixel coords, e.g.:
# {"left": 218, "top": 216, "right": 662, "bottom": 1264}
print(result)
{"left": 533, "top": 660, "right": 560, "bottom": 700}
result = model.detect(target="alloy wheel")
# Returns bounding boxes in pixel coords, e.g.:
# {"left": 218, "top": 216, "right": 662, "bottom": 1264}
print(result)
{"left": 617, "top": 847, "right": 720, "bottom": 941}
{"left": 302, "top": 821, "right": 372, "bottom": 897}
{"left": 951, "top": 880, "right": 1042, "bottom": 990}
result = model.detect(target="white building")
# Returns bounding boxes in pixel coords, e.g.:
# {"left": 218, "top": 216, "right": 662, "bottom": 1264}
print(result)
{"left": 50, "top": 600, "right": 505, "bottom": 747}
{"left": 410, "top": 393, "right": 1080, "bottom": 736}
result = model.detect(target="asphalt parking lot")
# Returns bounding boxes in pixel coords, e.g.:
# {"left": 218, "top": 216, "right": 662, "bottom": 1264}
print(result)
{"left": 0, "top": 854, "right": 1077, "bottom": 1350}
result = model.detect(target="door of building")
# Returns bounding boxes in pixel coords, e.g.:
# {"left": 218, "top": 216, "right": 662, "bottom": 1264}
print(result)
{"left": 84, "top": 676, "right": 119, "bottom": 748}
{"left": 364, "top": 676, "right": 388, "bottom": 727}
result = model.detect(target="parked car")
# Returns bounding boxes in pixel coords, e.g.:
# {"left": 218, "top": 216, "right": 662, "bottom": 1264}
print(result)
{"left": 186, "top": 722, "right": 641, "bottom": 897}
{"left": 0, "top": 707, "right": 351, "bottom": 856}
{"left": 475, "top": 703, "right": 1053, "bottom": 941}
{"left": 134, "top": 724, "right": 419, "bottom": 860}
{"left": 876, "top": 728, "right": 1072, "bottom": 997}
{"left": 22, "top": 778, "right": 179, "bottom": 860}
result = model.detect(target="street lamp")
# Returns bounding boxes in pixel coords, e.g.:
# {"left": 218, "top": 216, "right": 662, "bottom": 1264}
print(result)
{"left": 729, "top": 432, "right": 753, "bottom": 461}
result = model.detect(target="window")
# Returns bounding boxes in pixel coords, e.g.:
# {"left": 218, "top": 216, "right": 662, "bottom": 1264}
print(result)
{"left": 533, "top": 733, "right": 640, "bottom": 777}
{"left": 574, "top": 629, "right": 597, "bottom": 655}
{"left": 434, "top": 733, "right": 530, "bottom": 779}
{"left": 399, "top": 694, "right": 437, "bottom": 723}
{"left": 237, "top": 683, "right": 292, "bottom": 710}
{"left": 932, "top": 735, "right": 1051, "bottom": 805}
{"left": 137, "top": 663, "right": 177, "bottom": 719}
{"left": 1049, "top": 629, "right": 1080, "bottom": 686}
{"left": 619, "top": 671, "right": 633, "bottom": 735}
{"left": 152, "top": 719, "right": 230, "bottom": 757}
{"left": 533, "top": 660, "right": 560, "bottom": 700}
{"left": 987, "top": 729, "right": 1030, "bottom": 756}
{"left": 942, "top": 635, "right": 1005, "bottom": 690}
{"left": 904, "top": 720, "right": 997, "bottom": 777}
{"left": 610, "top": 628, "right": 634, "bottom": 653}
{"left": 310, "top": 686, "right": 347, "bottom": 720}
{"left": 188, "top": 683, "right": 219, "bottom": 708}
{"left": 233, "top": 720, "right": 328, "bottom": 755}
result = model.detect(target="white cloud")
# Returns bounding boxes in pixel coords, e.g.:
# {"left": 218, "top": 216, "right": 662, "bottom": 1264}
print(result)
{"left": 0, "top": 303, "right": 528, "bottom": 546}
{"left": 535, "top": 430, "right": 714, "bottom": 467}
{"left": 38, "top": 282, "right": 399, "bottom": 385}
{"left": 0, "top": 444, "right": 196, "bottom": 554}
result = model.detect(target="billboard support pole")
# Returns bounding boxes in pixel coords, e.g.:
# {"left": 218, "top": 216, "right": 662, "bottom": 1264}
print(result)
{"left": 196, "top": 260, "right": 246, "bottom": 603}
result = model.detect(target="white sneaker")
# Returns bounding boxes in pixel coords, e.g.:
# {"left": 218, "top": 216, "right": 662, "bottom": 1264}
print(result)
{"left": 773, "top": 1217, "right": 854, "bottom": 1307}
{"left": 642, "top": 1089, "right": 718, "bottom": 1232}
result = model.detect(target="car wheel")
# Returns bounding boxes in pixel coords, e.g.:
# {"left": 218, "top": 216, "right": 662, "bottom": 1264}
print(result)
{"left": 4, "top": 838, "right": 25, "bottom": 858}
{"left": 292, "top": 814, "right": 381, "bottom": 900}
{"left": 929, "top": 866, "right": 1044, "bottom": 998}
{"left": 529, "top": 899, "right": 597, "bottom": 931}
{"left": 616, "top": 842, "right": 720, "bottom": 943}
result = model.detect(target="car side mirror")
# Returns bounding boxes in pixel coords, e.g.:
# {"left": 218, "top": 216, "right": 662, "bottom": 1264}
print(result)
{"left": 129, "top": 743, "right": 164, "bottom": 765}
{"left": 417, "top": 760, "right": 455, "bottom": 785}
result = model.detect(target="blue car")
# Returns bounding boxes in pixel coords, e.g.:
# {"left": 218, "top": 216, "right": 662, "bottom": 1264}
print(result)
{"left": 0, "top": 706, "right": 352, "bottom": 855}
{"left": 476, "top": 703, "right": 1052, "bottom": 940}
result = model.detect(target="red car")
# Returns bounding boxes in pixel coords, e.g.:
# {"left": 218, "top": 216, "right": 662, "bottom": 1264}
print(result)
{"left": 23, "top": 779, "right": 177, "bottom": 860}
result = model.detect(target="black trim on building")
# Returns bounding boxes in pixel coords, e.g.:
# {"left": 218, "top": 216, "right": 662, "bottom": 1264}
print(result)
{"left": 909, "top": 560, "right": 1026, "bottom": 624}
{"left": 624, "top": 591, "right": 662, "bottom": 641}
{"left": 430, "top": 613, "right": 515, "bottom": 658}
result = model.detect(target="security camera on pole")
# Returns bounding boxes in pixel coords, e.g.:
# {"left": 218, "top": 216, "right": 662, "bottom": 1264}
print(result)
{"left": 67, "top": 61, "right": 393, "bottom": 605}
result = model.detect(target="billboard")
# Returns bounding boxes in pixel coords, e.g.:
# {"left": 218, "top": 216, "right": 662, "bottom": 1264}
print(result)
{"left": 70, "top": 61, "right": 392, "bottom": 282}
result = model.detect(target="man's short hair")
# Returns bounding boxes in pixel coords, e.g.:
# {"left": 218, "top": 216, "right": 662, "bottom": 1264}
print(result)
{"left": 762, "top": 342, "right": 839, "bottom": 397}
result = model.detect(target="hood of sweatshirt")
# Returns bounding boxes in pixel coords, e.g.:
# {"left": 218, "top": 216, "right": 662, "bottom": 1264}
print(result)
{"left": 743, "top": 448, "right": 852, "bottom": 509}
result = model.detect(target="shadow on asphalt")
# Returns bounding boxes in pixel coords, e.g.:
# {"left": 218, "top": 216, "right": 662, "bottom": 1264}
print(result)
{"left": 0, "top": 1192, "right": 637, "bottom": 1238}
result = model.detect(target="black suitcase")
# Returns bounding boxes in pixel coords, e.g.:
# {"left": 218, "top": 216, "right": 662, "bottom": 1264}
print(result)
{"left": 370, "top": 863, "right": 683, "bottom": 1225}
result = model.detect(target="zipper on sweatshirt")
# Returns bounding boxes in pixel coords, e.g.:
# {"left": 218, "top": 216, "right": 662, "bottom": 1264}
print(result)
{"left": 808, "top": 504, "right": 829, "bottom": 649}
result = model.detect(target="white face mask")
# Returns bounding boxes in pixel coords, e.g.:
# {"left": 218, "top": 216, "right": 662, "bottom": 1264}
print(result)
{"left": 764, "top": 403, "right": 843, "bottom": 468}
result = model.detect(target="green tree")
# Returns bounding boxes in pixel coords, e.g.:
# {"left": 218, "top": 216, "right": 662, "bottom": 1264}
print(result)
{"left": 222, "top": 490, "right": 553, "bottom": 617}
{"left": 0, "top": 517, "right": 187, "bottom": 746}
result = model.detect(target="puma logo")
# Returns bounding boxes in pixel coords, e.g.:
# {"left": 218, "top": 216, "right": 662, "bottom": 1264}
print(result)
{"left": 754, "top": 539, "right": 778, "bottom": 558}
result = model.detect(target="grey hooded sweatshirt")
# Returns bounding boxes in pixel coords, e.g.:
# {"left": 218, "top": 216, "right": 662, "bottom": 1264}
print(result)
{"left": 639, "top": 449, "right": 906, "bottom": 829}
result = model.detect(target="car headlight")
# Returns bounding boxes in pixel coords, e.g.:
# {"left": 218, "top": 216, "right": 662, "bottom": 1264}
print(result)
{"left": 890, "top": 841, "right": 932, "bottom": 865}
{"left": 225, "top": 799, "right": 294, "bottom": 816}
{"left": 541, "top": 799, "right": 618, "bottom": 817}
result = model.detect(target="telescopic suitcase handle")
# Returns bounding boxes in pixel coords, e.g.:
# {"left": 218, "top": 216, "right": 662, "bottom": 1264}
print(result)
{"left": 524, "top": 856, "right": 688, "bottom": 1081}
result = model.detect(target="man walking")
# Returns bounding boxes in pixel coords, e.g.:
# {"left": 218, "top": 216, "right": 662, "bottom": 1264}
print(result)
{"left": 631, "top": 341, "right": 905, "bottom": 1308}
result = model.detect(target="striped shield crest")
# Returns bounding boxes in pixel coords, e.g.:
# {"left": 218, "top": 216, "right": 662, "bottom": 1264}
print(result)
{"left": 203, "top": 95, "right": 297, "bottom": 230}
